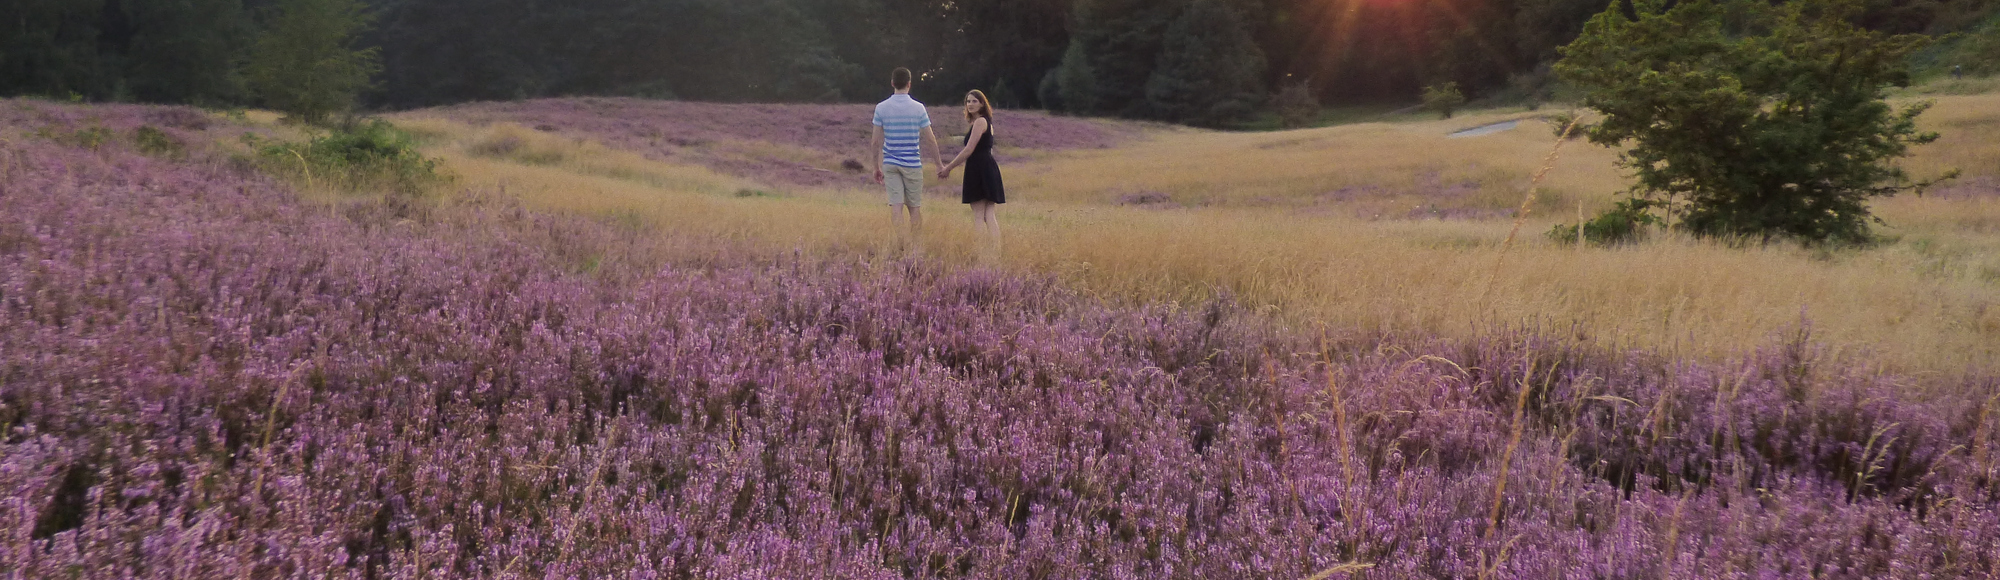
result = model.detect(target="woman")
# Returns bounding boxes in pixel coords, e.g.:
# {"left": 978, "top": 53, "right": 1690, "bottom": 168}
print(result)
{"left": 938, "top": 90, "right": 1004, "bottom": 261}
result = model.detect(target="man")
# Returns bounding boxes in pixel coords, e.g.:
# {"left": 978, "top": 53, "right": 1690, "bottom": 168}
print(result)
{"left": 870, "top": 67, "right": 942, "bottom": 249}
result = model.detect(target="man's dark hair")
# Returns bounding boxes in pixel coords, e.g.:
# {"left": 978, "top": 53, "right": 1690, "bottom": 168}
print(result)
{"left": 891, "top": 68, "right": 912, "bottom": 91}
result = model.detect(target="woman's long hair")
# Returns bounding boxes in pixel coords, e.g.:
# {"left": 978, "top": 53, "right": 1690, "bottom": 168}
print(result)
{"left": 964, "top": 90, "right": 994, "bottom": 128}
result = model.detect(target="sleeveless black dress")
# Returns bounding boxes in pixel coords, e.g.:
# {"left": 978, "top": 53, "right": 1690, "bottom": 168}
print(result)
{"left": 961, "top": 120, "right": 1005, "bottom": 204}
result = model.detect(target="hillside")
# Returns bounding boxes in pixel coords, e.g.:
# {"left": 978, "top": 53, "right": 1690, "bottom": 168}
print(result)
{"left": 2, "top": 97, "right": 1998, "bottom": 577}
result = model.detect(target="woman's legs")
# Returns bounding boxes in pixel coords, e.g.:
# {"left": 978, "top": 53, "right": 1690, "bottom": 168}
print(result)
{"left": 982, "top": 202, "right": 1001, "bottom": 258}
{"left": 970, "top": 201, "right": 1001, "bottom": 262}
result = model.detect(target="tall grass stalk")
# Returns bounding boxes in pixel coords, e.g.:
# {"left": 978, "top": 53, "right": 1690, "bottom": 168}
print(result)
{"left": 251, "top": 362, "right": 309, "bottom": 499}
{"left": 1303, "top": 561, "right": 1375, "bottom": 579}
{"left": 1483, "top": 116, "right": 1580, "bottom": 303}
{"left": 1325, "top": 362, "right": 1359, "bottom": 535}
{"left": 1476, "top": 534, "right": 1523, "bottom": 580}
{"left": 1975, "top": 395, "right": 1997, "bottom": 490}
{"left": 1486, "top": 357, "right": 1537, "bottom": 541}
{"left": 1661, "top": 490, "right": 1692, "bottom": 579}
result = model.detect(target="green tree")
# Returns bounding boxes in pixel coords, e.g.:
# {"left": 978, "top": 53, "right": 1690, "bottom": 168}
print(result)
{"left": 1513, "top": 0, "right": 1612, "bottom": 64}
{"left": 0, "top": 0, "right": 111, "bottom": 99}
{"left": 1272, "top": 78, "right": 1320, "bottom": 128}
{"left": 1558, "top": 0, "right": 1949, "bottom": 244}
{"left": 1049, "top": 41, "right": 1100, "bottom": 114}
{"left": 1145, "top": 0, "right": 1267, "bottom": 126}
{"left": 372, "top": 0, "right": 561, "bottom": 107}
{"left": 933, "top": 0, "right": 1073, "bottom": 108}
{"left": 246, "top": 0, "right": 380, "bottom": 124}
{"left": 1058, "top": 0, "right": 1179, "bottom": 116}
{"left": 664, "top": 0, "right": 859, "bottom": 101}
{"left": 126, "top": 0, "right": 253, "bottom": 105}
{"left": 1421, "top": 81, "right": 1465, "bottom": 118}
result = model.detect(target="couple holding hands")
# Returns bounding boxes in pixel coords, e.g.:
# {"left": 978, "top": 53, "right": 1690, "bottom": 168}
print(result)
{"left": 868, "top": 67, "right": 1005, "bottom": 259}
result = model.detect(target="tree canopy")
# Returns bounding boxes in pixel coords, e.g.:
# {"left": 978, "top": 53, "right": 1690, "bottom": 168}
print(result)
{"left": 247, "top": 0, "right": 380, "bottom": 124}
{"left": 1, "top": 0, "right": 1995, "bottom": 126}
{"left": 1558, "top": 0, "right": 1950, "bottom": 243}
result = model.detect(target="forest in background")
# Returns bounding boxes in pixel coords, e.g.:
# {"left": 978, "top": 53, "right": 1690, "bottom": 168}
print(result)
{"left": 4, "top": 0, "right": 2000, "bottom": 125}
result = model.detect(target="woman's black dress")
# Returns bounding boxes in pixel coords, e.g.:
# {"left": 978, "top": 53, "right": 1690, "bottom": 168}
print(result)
{"left": 961, "top": 120, "right": 1005, "bottom": 204}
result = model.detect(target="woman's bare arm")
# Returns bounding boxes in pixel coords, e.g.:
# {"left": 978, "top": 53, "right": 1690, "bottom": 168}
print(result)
{"left": 940, "top": 118, "right": 987, "bottom": 176}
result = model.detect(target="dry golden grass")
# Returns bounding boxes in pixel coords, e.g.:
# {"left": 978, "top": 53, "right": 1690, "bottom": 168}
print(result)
{"left": 392, "top": 118, "right": 915, "bottom": 257}
{"left": 389, "top": 92, "right": 2000, "bottom": 376}
{"left": 1014, "top": 109, "right": 1629, "bottom": 215}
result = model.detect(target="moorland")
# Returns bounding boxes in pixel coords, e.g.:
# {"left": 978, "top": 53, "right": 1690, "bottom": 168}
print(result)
{"left": 2, "top": 88, "right": 1997, "bottom": 577}
{"left": 396, "top": 91, "right": 2000, "bottom": 377}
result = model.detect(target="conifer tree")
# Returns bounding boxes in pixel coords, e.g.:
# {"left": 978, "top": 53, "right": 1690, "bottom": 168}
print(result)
{"left": 1056, "top": 0, "right": 1178, "bottom": 116}
{"left": 1050, "top": 41, "right": 1100, "bottom": 114}
{"left": 1144, "top": 0, "right": 1267, "bottom": 126}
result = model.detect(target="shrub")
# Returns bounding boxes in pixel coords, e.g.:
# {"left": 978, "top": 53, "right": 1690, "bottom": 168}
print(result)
{"left": 1545, "top": 111, "right": 1590, "bottom": 140}
{"left": 36, "top": 124, "right": 114, "bottom": 150}
{"left": 1549, "top": 198, "right": 1665, "bottom": 245}
{"left": 254, "top": 119, "right": 441, "bottom": 195}
{"left": 1422, "top": 82, "right": 1466, "bottom": 119}
{"left": 1272, "top": 80, "right": 1320, "bottom": 129}
{"left": 132, "top": 126, "right": 186, "bottom": 158}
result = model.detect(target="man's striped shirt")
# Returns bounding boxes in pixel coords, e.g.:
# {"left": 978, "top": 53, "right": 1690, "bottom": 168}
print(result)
{"left": 874, "top": 94, "right": 931, "bottom": 169}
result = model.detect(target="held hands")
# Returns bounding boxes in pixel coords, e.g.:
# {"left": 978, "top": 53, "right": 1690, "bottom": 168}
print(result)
{"left": 936, "top": 164, "right": 952, "bottom": 179}
{"left": 873, "top": 168, "right": 884, "bottom": 184}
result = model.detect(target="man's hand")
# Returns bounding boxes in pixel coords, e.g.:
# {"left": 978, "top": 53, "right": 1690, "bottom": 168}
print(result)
{"left": 937, "top": 167, "right": 951, "bottom": 179}
{"left": 874, "top": 168, "right": 885, "bottom": 184}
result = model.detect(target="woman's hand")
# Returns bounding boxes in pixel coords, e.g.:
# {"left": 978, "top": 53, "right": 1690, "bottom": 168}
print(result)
{"left": 937, "top": 166, "right": 952, "bottom": 179}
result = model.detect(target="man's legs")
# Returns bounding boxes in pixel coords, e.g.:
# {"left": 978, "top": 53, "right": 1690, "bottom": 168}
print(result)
{"left": 888, "top": 204, "right": 924, "bottom": 246}
{"left": 883, "top": 164, "right": 925, "bottom": 252}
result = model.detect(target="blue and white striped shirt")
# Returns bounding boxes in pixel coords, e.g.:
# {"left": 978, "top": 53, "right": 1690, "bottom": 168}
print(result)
{"left": 874, "top": 94, "right": 931, "bottom": 169}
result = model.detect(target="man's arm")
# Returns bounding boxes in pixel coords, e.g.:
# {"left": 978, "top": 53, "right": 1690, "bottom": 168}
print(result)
{"left": 869, "top": 125, "right": 885, "bottom": 183}
{"left": 918, "top": 127, "right": 941, "bottom": 170}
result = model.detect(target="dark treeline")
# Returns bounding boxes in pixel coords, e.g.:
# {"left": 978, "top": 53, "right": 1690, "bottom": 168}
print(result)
{"left": 3, "top": 0, "right": 1996, "bottom": 124}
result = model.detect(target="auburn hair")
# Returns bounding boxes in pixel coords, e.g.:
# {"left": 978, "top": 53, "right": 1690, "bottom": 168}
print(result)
{"left": 963, "top": 90, "right": 994, "bottom": 126}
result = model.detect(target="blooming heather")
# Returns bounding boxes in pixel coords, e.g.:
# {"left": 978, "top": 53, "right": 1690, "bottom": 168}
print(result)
{"left": 1, "top": 102, "right": 1997, "bottom": 578}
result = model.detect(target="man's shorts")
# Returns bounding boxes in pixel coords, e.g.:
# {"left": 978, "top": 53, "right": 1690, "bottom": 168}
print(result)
{"left": 883, "top": 164, "right": 924, "bottom": 208}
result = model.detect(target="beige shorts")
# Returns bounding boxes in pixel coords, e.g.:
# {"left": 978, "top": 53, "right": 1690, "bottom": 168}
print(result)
{"left": 883, "top": 164, "right": 924, "bottom": 207}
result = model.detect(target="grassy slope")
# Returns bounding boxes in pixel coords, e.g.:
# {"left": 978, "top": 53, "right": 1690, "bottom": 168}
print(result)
{"left": 390, "top": 91, "right": 2000, "bottom": 377}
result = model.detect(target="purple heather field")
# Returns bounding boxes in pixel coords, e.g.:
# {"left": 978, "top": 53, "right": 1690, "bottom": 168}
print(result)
{"left": 2, "top": 101, "right": 1998, "bottom": 579}
{"left": 423, "top": 97, "right": 1139, "bottom": 188}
